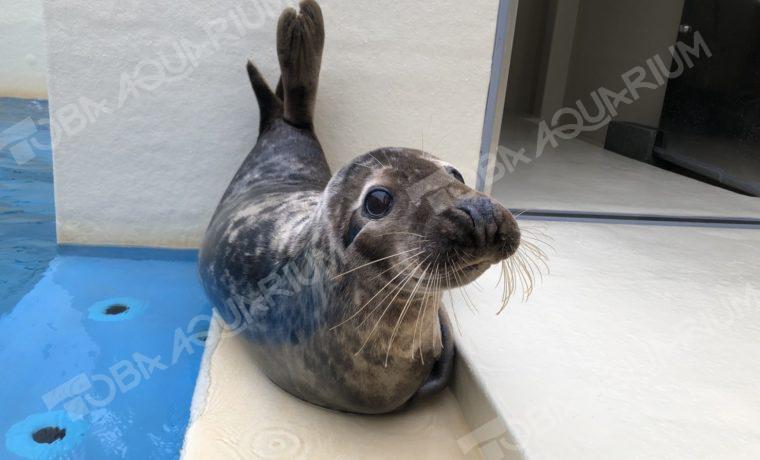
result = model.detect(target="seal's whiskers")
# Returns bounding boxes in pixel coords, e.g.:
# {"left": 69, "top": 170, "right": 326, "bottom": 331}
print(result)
{"left": 411, "top": 265, "right": 433, "bottom": 361}
{"left": 522, "top": 230, "right": 554, "bottom": 251}
{"left": 500, "top": 259, "right": 517, "bottom": 311}
{"left": 331, "top": 247, "right": 421, "bottom": 280}
{"left": 495, "top": 227, "right": 551, "bottom": 313}
{"left": 365, "top": 250, "right": 424, "bottom": 284}
{"left": 379, "top": 232, "right": 427, "bottom": 238}
{"left": 447, "top": 287, "right": 464, "bottom": 336}
{"left": 367, "top": 152, "right": 387, "bottom": 168}
{"left": 433, "top": 268, "right": 444, "bottom": 351}
{"left": 516, "top": 252, "right": 536, "bottom": 301}
{"left": 453, "top": 247, "right": 483, "bottom": 291}
{"left": 356, "top": 255, "right": 427, "bottom": 329}
{"left": 330, "top": 256, "right": 420, "bottom": 330}
{"left": 520, "top": 240, "right": 551, "bottom": 274}
{"left": 449, "top": 253, "right": 479, "bottom": 314}
{"left": 412, "top": 256, "right": 440, "bottom": 362}
{"left": 384, "top": 262, "right": 431, "bottom": 366}
{"left": 444, "top": 260, "right": 464, "bottom": 336}
{"left": 415, "top": 265, "right": 444, "bottom": 361}
{"left": 355, "top": 257, "right": 429, "bottom": 355}
{"left": 519, "top": 222, "right": 555, "bottom": 251}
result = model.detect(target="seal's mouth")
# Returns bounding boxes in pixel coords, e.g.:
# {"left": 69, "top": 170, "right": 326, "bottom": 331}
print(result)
{"left": 431, "top": 257, "right": 496, "bottom": 288}
{"left": 462, "top": 261, "right": 485, "bottom": 272}
{"left": 453, "top": 253, "right": 502, "bottom": 273}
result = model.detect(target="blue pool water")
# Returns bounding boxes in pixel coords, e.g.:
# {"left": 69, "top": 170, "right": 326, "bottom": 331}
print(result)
{"left": 0, "top": 98, "right": 56, "bottom": 315}
{"left": 0, "top": 99, "right": 211, "bottom": 459}
{"left": 0, "top": 253, "right": 210, "bottom": 459}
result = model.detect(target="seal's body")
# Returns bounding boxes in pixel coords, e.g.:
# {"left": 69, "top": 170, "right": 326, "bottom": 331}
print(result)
{"left": 199, "top": 0, "right": 521, "bottom": 414}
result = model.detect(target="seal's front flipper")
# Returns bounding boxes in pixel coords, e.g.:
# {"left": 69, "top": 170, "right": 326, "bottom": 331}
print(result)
{"left": 414, "top": 308, "right": 456, "bottom": 399}
{"left": 277, "top": 0, "right": 325, "bottom": 129}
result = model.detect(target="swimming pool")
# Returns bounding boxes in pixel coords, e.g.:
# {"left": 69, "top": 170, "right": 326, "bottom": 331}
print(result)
{"left": 0, "top": 98, "right": 56, "bottom": 316}
{"left": 1, "top": 98, "right": 211, "bottom": 459}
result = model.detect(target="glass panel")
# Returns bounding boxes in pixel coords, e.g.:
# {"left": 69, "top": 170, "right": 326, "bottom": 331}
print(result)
{"left": 495, "top": 0, "right": 760, "bottom": 219}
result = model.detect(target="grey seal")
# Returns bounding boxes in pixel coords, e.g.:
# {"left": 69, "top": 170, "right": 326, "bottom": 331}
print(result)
{"left": 199, "top": 0, "right": 522, "bottom": 414}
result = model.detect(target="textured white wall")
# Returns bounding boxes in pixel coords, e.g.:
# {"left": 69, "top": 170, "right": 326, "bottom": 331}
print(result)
{"left": 44, "top": 0, "right": 500, "bottom": 248}
{"left": 1, "top": 0, "right": 48, "bottom": 98}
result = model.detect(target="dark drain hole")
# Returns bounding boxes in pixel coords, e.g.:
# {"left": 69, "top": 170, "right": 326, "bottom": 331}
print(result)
{"left": 32, "top": 426, "right": 66, "bottom": 444}
{"left": 105, "top": 304, "right": 129, "bottom": 315}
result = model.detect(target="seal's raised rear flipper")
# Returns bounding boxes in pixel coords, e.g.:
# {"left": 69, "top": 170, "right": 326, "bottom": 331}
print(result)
{"left": 277, "top": 0, "right": 325, "bottom": 129}
{"left": 247, "top": 61, "right": 283, "bottom": 132}
{"left": 275, "top": 77, "right": 284, "bottom": 100}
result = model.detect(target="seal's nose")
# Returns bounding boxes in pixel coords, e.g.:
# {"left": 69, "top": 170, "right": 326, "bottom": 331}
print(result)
{"left": 451, "top": 197, "right": 520, "bottom": 255}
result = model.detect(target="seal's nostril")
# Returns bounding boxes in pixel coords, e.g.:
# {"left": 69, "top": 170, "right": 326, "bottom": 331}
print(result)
{"left": 450, "top": 198, "right": 518, "bottom": 251}
{"left": 456, "top": 206, "right": 477, "bottom": 230}
{"left": 459, "top": 198, "right": 495, "bottom": 223}
{"left": 32, "top": 426, "right": 66, "bottom": 444}
{"left": 453, "top": 203, "right": 488, "bottom": 248}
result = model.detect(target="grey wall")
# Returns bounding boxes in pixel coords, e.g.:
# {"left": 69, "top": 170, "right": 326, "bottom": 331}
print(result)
{"left": 563, "top": 0, "right": 685, "bottom": 145}
{"left": 504, "top": 0, "right": 551, "bottom": 116}
{"left": 537, "top": 0, "right": 580, "bottom": 120}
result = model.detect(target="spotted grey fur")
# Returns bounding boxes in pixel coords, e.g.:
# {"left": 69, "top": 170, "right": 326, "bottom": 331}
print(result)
{"left": 199, "top": 0, "right": 521, "bottom": 414}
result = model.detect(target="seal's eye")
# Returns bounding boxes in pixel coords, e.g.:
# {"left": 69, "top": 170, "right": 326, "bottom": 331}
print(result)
{"left": 445, "top": 166, "right": 465, "bottom": 184}
{"left": 364, "top": 188, "right": 393, "bottom": 219}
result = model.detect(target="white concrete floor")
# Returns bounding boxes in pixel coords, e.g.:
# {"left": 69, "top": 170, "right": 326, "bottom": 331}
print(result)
{"left": 495, "top": 115, "right": 760, "bottom": 218}
{"left": 451, "top": 220, "right": 760, "bottom": 459}
{"left": 181, "top": 318, "right": 479, "bottom": 460}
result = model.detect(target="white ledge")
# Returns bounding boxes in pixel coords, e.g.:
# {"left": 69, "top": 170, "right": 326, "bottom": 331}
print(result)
{"left": 181, "top": 314, "right": 479, "bottom": 459}
{"left": 182, "top": 220, "right": 760, "bottom": 460}
{"left": 449, "top": 220, "right": 760, "bottom": 459}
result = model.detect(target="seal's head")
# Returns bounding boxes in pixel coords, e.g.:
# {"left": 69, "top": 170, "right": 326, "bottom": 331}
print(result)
{"left": 323, "top": 148, "right": 521, "bottom": 290}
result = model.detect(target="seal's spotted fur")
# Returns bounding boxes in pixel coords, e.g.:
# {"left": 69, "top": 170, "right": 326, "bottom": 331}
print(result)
{"left": 199, "top": 0, "right": 521, "bottom": 414}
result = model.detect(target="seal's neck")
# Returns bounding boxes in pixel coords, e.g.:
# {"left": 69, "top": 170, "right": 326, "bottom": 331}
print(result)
{"left": 331, "top": 278, "right": 444, "bottom": 360}
{"left": 296, "top": 213, "right": 444, "bottom": 360}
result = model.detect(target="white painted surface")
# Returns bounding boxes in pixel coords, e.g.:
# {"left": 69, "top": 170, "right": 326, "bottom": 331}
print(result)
{"left": 44, "top": 0, "right": 500, "bottom": 248}
{"left": 496, "top": 116, "right": 760, "bottom": 218}
{"left": 181, "top": 317, "right": 479, "bottom": 460}
{"left": 451, "top": 220, "right": 760, "bottom": 459}
{"left": 0, "top": 0, "right": 48, "bottom": 98}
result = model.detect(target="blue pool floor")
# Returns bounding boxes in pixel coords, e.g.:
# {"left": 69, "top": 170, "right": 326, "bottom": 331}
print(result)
{"left": 1, "top": 98, "right": 212, "bottom": 459}
{"left": 0, "top": 253, "right": 211, "bottom": 459}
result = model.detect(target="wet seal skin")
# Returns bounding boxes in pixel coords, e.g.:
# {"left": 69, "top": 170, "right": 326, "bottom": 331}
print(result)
{"left": 199, "top": 0, "right": 523, "bottom": 414}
